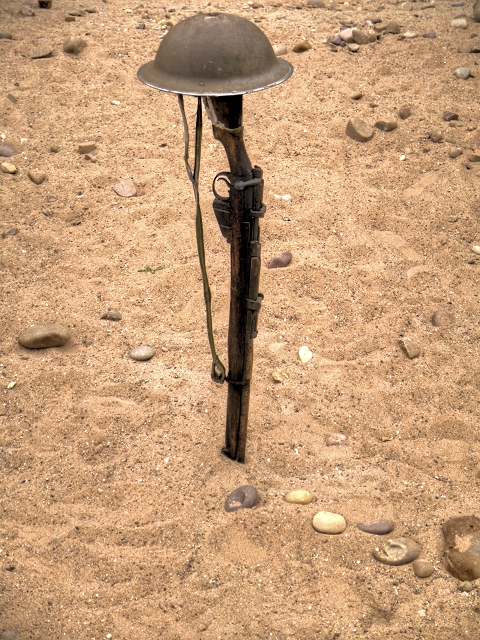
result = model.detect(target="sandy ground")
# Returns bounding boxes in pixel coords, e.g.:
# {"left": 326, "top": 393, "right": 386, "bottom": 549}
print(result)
{"left": 1, "top": 0, "right": 480, "bottom": 637}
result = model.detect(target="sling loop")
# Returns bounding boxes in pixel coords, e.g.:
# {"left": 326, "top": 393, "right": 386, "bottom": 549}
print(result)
{"left": 178, "top": 94, "right": 226, "bottom": 384}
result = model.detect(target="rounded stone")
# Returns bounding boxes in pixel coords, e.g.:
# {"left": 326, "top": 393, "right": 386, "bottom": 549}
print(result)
{"left": 346, "top": 118, "right": 374, "bottom": 142}
{"left": 0, "top": 162, "right": 17, "bottom": 174}
{"left": 412, "top": 560, "right": 435, "bottom": 578}
{"left": 358, "top": 519, "right": 394, "bottom": 535}
{"left": 101, "top": 309, "right": 122, "bottom": 322}
{"left": 399, "top": 106, "right": 411, "bottom": 120}
{"left": 443, "top": 515, "right": 480, "bottom": 580}
{"left": 28, "top": 170, "right": 46, "bottom": 185}
{"left": 454, "top": 67, "right": 470, "bottom": 80}
{"left": 63, "top": 37, "right": 88, "bottom": 54}
{"left": 267, "top": 251, "right": 292, "bottom": 269}
{"left": 325, "top": 433, "right": 346, "bottom": 446}
{"left": 458, "top": 581, "right": 476, "bottom": 592}
{"left": 449, "top": 147, "right": 463, "bottom": 159}
{"left": 129, "top": 346, "right": 155, "bottom": 361}
{"left": 18, "top": 323, "right": 70, "bottom": 349}
{"left": 373, "top": 537, "right": 422, "bottom": 566}
{"left": 225, "top": 485, "right": 258, "bottom": 512}
{"left": 472, "top": 246, "right": 480, "bottom": 255}
{"left": 285, "top": 490, "right": 314, "bottom": 505}
{"left": 432, "top": 310, "right": 453, "bottom": 327}
{"left": 312, "top": 511, "right": 347, "bottom": 534}
{"left": 375, "top": 120, "right": 398, "bottom": 132}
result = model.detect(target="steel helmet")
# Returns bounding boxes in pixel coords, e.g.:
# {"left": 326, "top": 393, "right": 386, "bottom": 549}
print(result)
{"left": 137, "top": 12, "right": 293, "bottom": 96}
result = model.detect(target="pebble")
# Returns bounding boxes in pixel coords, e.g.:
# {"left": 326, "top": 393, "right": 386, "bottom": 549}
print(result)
{"left": 400, "top": 337, "right": 420, "bottom": 359}
{"left": 21, "top": 4, "right": 35, "bottom": 15}
{"left": 373, "top": 537, "right": 421, "bottom": 566}
{"left": 403, "top": 31, "right": 418, "bottom": 39}
{"left": 430, "top": 132, "right": 443, "bottom": 143}
{"left": 0, "top": 143, "right": 19, "bottom": 157}
{"left": 137, "top": 22, "right": 146, "bottom": 29}
{"left": 0, "top": 162, "right": 16, "bottom": 174}
{"left": 292, "top": 40, "right": 312, "bottom": 52}
{"left": 454, "top": 67, "right": 471, "bottom": 79}
{"left": 467, "top": 124, "right": 477, "bottom": 131}
{"left": 285, "top": 490, "right": 314, "bottom": 505}
{"left": 346, "top": 118, "right": 374, "bottom": 142}
{"left": 113, "top": 177, "right": 137, "bottom": 197}
{"left": 412, "top": 560, "right": 435, "bottom": 578}
{"left": 375, "top": 120, "right": 398, "bottom": 132}
{"left": 358, "top": 519, "right": 394, "bottom": 535}
{"left": 443, "top": 515, "right": 480, "bottom": 580}
{"left": 312, "top": 511, "right": 347, "bottom": 535}
{"left": 472, "top": 245, "right": 480, "bottom": 255}
{"left": 273, "top": 44, "right": 287, "bottom": 56}
{"left": 348, "top": 43, "right": 360, "bottom": 52}
{"left": 350, "top": 91, "right": 363, "bottom": 100}
{"left": 28, "top": 170, "right": 46, "bottom": 185}
{"left": 458, "top": 581, "right": 476, "bottom": 592}
{"left": 225, "top": 485, "right": 258, "bottom": 512}
{"left": 65, "top": 14, "right": 76, "bottom": 21}
{"left": 63, "top": 37, "right": 88, "bottom": 54}
{"left": 444, "top": 110, "right": 459, "bottom": 121}
{"left": 399, "top": 155, "right": 406, "bottom": 161}
{"left": 386, "top": 21, "right": 400, "bottom": 34}
{"left": 422, "top": 31, "right": 437, "bottom": 38}
{"left": 0, "top": 31, "right": 13, "bottom": 39}
{"left": 399, "top": 106, "right": 411, "bottom": 120}
{"left": 101, "top": 309, "right": 122, "bottom": 321}
{"left": 475, "top": 0, "right": 480, "bottom": 21}
{"left": 66, "top": 7, "right": 86, "bottom": 16}
{"left": 458, "top": 42, "right": 472, "bottom": 52}
{"left": 0, "top": 630, "right": 19, "bottom": 640}
{"left": 353, "top": 28, "right": 369, "bottom": 44}
{"left": 268, "top": 251, "right": 292, "bottom": 269}
{"left": 271, "top": 368, "right": 288, "bottom": 383}
{"left": 467, "top": 151, "right": 480, "bottom": 162}
{"left": 129, "top": 346, "right": 155, "bottom": 361}
{"left": 78, "top": 142, "right": 96, "bottom": 154}
{"left": 432, "top": 310, "right": 454, "bottom": 326}
{"left": 18, "top": 324, "right": 71, "bottom": 349}
{"left": 340, "top": 28, "right": 354, "bottom": 43}
{"left": 331, "top": 36, "right": 342, "bottom": 45}
{"left": 31, "top": 45, "right": 53, "bottom": 59}
{"left": 325, "top": 433, "right": 346, "bottom": 446}
{"left": 451, "top": 17, "right": 468, "bottom": 28}
{"left": 298, "top": 345, "right": 313, "bottom": 363}
{"left": 2, "top": 227, "right": 18, "bottom": 238}
{"left": 50, "top": 144, "right": 60, "bottom": 153}
{"left": 308, "top": 0, "right": 325, "bottom": 6}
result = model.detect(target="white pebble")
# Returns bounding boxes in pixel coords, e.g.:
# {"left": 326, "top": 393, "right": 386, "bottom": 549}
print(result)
{"left": 298, "top": 345, "right": 313, "bottom": 363}
{"left": 400, "top": 155, "right": 406, "bottom": 161}
{"left": 472, "top": 246, "right": 480, "bottom": 255}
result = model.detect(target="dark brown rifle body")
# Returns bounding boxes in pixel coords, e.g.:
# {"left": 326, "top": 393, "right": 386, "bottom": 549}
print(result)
{"left": 210, "top": 96, "right": 264, "bottom": 463}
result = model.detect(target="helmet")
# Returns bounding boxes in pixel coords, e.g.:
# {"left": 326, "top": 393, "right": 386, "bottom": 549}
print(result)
{"left": 137, "top": 12, "right": 293, "bottom": 96}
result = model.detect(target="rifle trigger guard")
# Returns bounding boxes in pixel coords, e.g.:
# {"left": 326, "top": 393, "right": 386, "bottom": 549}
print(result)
{"left": 212, "top": 172, "right": 232, "bottom": 202}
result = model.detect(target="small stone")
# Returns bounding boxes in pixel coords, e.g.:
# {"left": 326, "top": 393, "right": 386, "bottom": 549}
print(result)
{"left": 369, "top": 33, "right": 377, "bottom": 43}
{"left": 373, "top": 537, "right": 421, "bottom": 566}
{"left": 443, "top": 515, "right": 480, "bottom": 580}
{"left": 137, "top": 22, "right": 146, "bottom": 29}
{"left": 50, "top": 144, "right": 60, "bottom": 153}
{"left": 271, "top": 368, "right": 288, "bottom": 383}
{"left": 63, "top": 37, "right": 88, "bottom": 54}
{"left": 18, "top": 324, "right": 71, "bottom": 349}
{"left": 375, "top": 120, "right": 398, "bottom": 132}
{"left": 350, "top": 91, "right": 363, "bottom": 100}
{"left": 0, "top": 630, "right": 19, "bottom": 640}
{"left": 2, "top": 227, "right": 18, "bottom": 238}
{"left": 65, "top": 14, "right": 76, "bottom": 21}
{"left": 423, "top": 31, "right": 437, "bottom": 38}
{"left": 292, "top": 40, "right": 312, "bottom": 52}
{"left": 113, "top": 177, "right": 137, "bottom": 197}
{"left": 430, "top": 132, "right": 443, "bottom": 143}
{"left": 358, "top": 519, "right": 394, "bottom": 535}
{"left": 0, "top": 31, "right": 13, "bottom": 39}
{"left": 467, "top": 124, "right": 477, "bottom": 131}
{"left": 31, "top": 45, "right": 53, "bottom": 59}
{"left": 66, "top": 7, "right": 86, "bottom": 16}
{"left": 403, "top": 31, "right": 418, "bottom": 39}
{"left": 399, "top": 107, "right": 411, "bottom": 120}
{"left": 353, "top": 28, "right": 369, "bottom": 44}
{"left": 225, "top": 485, "right": 258, "bottom": 512}
{"left": 273, "top": 44, "right": 287, "bottom": 55}
{"left": 101, "top": 309, "right": 122, "bottom": 321}
{"left": 21, "top": 4, "right": 35, "bottom": 15}
{"left": 458, "top": 581, "right": 476, "bottom": 592}
{"left": 475, "top": 0, "right": 480, "bottom": 21}
{"left": 340, "top": 28, "right": 354, "bottom": 42}
{"left": 28, "top": 170, "right": 46, "bottom": 185}
{"left": 111, "top": 100, "right": 121, "bottom": 105}
{"left": 467, "top": 151, "right": 480, "bottom": 162}
{"left": 412, "top": 560, "right": 435, "bottom": 578}
{"left": 0, "top": 143, "right": 19, "bottom": 157}
{"left": 348, "top": 43, "right": 360, "bottom": 52}
{"left": 268, "top": 251, "right": 292, "bottom": 269}
{"left": 432, "top": 310, "right": 454, "bottom": 327}
{"left": 400, "top": 338, "right": 420, "bottom": 359}
{"left": 449, "top": 146, "right": 463, "bottom": 158}
{"left": 298, "top": 345, "right": 313, "bottom": 363}
{"left": 443, "top": 111, "right": 459, "bottom": 122}
{"left": 308, "top": 0, "right": 325, "bottom": 6}
{"left": 129, "top": 346, "right": 155, "bottom": 361}
{"left": 454, "top": 67, "right": 471, "bottom": 79}
{"left": 87, "top": 4, "right": 98, "bottom": 9}
{"left": 386, "top": 21, "right": 400, "bottom": 34}
{"left": 47, "top": 195, "right": 58, "bottom": 202}
{"left": 325, "top": 433, "right": 346, "bottom": 446}
{"left": 399, "top": 154, "right": 406, "bottom": 161}
{"left": 458, "top": 42, "right": 473, "bottom": 52}
{"left": 0, "top": 162, "right": 16, "bottom": 174}
{"left": 346, "top": 118, "right": 374, "bottom": 142}
{"left": 312, "top": 511, "right": 347, "bottom": 534}
{"left": 452, "top": 17, "right": 468, "bottom": 28}
{"left": 78, "top": 142, "right": 96, "bottom": 154}
{"left": 285, "top": 490, "right": 314, "bottom": 505}
{"left": 471, "top": 245, "right": 480, "bottom": 255}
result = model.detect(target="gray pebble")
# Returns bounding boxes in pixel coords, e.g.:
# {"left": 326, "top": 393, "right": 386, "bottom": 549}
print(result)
{"left": 358, "top": 519, "right": 394, "bottom": 535}
{"left": 31, "top": 45, "right": 53, "bottom": 59}
{"left": 18, "top": 324, "right": 70, "bottom": 349}
{"left": 63, "top": 37, "right": 88, "bottom": 54}
{"left": 458, "top": 581, "right": 476, "bottom": 592}
{"left": 454, "top": 67, "right": 471, "bottom": 79}
{"left": 346, "top": 118, "right": 374, "bottom": 142}
{"left": 375, "top": 120, "right": 398, "bottom": 132}
{"left": 325, "top": 433, "right": 346, "bottom": 446}
{"left": 225, "top": 485, "right": 258, "bottom": 512}
{"left": 101, "top": 309, "right": 122, "bottom": 321}
{"left": 443, "top": 111, "right": 459, "bottom": 122}
{"left": 412, "top": 560, "right": 435, "bottom": 578}
{"left": 129, "top": 346, "right": 155, "bottom": 361}
{"left": 373, "top": 537, "right": 421, "bottom": 566}
{"left": 432, "top": 310, "right": 454, "bottom": 326}
{"left": 2, "top": 227, "right": 18, "bottom": 238}
{"left": 399, "top": 107, "right": 411, "bottom": 120}
{"left": 267, "top": 251, "right": 292, "bottom": 269}
{"left": 449, "top": 147, "right": 463, "bottom": 159}
{"left": 422, "top": 31, "right": 437, "bottom": 38}
{"left": 0, "top": 31, "right": 13, "bottom": 39}
{"left": 331, "top": 35, "right": 342, "bottom": 45}
{"left": 0, "top": 143, "right": 19, "bottom": 158}
{"left": 1, "top": 630, "right": 19, "bottom": 640}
